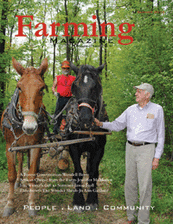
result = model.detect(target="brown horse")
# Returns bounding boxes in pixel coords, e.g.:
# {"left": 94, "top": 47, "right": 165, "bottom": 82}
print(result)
{"left": 1, "top": 57, "right": 48, "bottom": 216}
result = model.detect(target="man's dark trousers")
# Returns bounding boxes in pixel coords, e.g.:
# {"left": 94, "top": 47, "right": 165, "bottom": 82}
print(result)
{"left": 53, "top": 97, "right": 70, "bottom": 134}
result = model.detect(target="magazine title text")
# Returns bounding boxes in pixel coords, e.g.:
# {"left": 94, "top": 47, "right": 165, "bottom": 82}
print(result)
{"left": 15, "top": 15, "right": 135, "bottom": 45}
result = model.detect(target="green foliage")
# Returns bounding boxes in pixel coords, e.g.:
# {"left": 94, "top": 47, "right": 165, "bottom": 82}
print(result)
{"left": 151, "top": 159, "right": 173, "bottom": 215}
{"left": 0, "top": 1, "right": 172, "bottom": 223}
{"left": 100, "top": 136, "right": 126, "bottom": 201}
{"left": 43, "top": 74, "right": 57, "bottom": 114}
{"left": 0, "top": 133, "right": 7, "bottom": 181}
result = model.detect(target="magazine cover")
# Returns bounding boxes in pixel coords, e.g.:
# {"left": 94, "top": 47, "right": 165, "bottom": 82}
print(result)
{"left": 0, "top": 0, "right": 172, "bottom": 223}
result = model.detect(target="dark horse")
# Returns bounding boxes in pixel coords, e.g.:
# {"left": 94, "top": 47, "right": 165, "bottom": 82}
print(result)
{"left": 0, "top": 57, "right": 48, "bottom": 216}
{"left": 67, "top": 63, "right": 109, "bottom": 211}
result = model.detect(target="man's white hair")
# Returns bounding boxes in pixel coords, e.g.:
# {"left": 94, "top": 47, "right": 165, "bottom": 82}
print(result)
{"left": 145, "top": 90, "right": 152, "bottom": 99}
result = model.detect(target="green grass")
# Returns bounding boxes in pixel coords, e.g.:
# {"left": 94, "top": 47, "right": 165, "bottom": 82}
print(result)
{"left": 0, "top": 134, "right": 8, "bottom": 181}
{"left": 100, "top": 134, "right": 126, "bottom": 202}
{"left": 37, "top": 163, "right": 97, "bottom": 224}
{"left": 38, "top": 212, "right": 96, "bottom": 224}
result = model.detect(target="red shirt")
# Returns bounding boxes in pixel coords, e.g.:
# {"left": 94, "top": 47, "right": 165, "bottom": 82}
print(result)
{"left": 57, "top": 74, "right": 76, "bottom": 97}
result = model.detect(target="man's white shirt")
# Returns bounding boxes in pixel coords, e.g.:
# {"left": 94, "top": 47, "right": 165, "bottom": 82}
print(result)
{"left": 102, "top": 101, "right": 165, "bottom": 159}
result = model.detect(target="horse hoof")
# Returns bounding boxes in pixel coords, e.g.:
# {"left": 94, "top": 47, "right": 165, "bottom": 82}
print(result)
{"left": 87, "top": 203, "right": 98, "bottom": 211}
{"left": 14, "top": 181, "right": 21, "bottom": 189}
{"left": 3, "top": 207, "right": 15, "bottom": 217}
{"left": 73, "top": 205, "right": 85, "bottom": 213}
{"left": 29, "top": 209, "right": 37, "bottom": 216}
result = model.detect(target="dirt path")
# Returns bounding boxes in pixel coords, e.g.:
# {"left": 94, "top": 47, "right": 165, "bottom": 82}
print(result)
{"left": 0, "top": 153, "right": 127, "bottom": 224}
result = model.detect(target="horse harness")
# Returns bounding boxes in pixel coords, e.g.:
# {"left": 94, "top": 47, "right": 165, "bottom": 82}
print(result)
{"left": 65, "top": 95, "right": 105, "bottom": 133}
{"left": 2, "top": 88, "right": 106, "bottom": 150}
{"left": 2, "top": 88, "right": 48, "bottom": 150}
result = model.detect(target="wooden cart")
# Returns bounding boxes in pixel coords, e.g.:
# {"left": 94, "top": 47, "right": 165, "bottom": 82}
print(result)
{"left": 9, "top": 130, "right": 112, "bottom": 171}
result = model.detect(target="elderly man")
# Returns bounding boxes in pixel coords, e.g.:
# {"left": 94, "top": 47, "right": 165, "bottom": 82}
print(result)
{"left": 52, "top": 61, "right": 75, "bottom": 134}
{"left": 95, "top": 83, "right": 165, "bottom": 224}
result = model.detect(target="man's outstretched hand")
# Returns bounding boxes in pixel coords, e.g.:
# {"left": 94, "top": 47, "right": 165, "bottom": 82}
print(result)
{"left": 94, "top": 118, "right": 103, "bottom": 127}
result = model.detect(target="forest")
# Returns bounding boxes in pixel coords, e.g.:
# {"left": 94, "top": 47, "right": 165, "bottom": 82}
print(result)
{"left": 0, "top": 0, "right": 173, "bottom": 223}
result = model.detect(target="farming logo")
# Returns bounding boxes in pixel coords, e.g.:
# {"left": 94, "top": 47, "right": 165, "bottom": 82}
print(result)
{"left": 15, "top": 15, "right": 135, "bottom": 46}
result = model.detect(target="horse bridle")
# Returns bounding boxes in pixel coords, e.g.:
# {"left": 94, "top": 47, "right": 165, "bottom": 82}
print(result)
{"left": 8, "top": 88, "right": 46, "bottom": 128}
{"left": 77, "top": 98, "right": 97, "bottom": 115}
{"left": 22, "top": 111, "right": 39, "bottom": 119}
{"left": 2, "top": 88, "right": 48, "bottom": 151}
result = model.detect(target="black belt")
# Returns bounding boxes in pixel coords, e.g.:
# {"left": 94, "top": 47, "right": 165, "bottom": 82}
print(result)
{"left": 128, "top": 141, "right": 151, "bottom": 146}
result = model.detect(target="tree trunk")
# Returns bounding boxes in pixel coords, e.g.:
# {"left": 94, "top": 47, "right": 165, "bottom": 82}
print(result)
{"left": 0, "top": 0, "right": 8, "bottom": 117}
{"left": 69, "top": 2, "right": 79, "bottom": 63}
{"left": 51, "top": 38, "right": 57, "bottom": 80}
{"left": 103, "top": 0, "right": 107, "bottom": 78}
{"left": 28, "top": 29, "right": 34, "bottom": 66}
{"left": 64, "top": 0, "right": 70, "bottom": 61}
{"left": 40, "top": 0, "right": 47, "bottom": 64}
{"left": 96, "top": 1, "right": 102, "bottom": 66}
